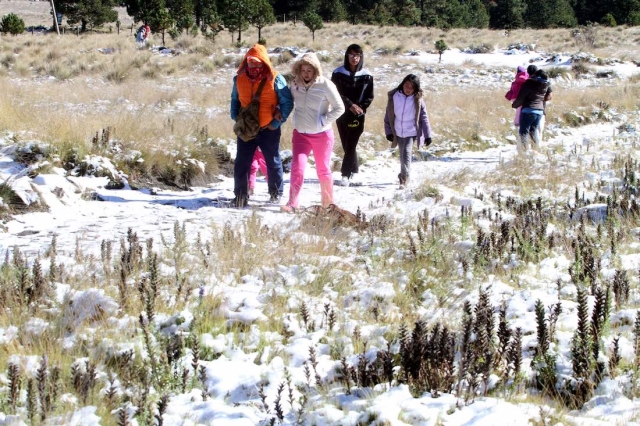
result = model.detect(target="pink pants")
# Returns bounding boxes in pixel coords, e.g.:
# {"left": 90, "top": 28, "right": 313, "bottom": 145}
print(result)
{"left": 248, "top": 149, "right": 267, "bottom": 190}
{"left": 288, "top": 129, "right": 334, "bottom": 208}
{"left": 514, "top": 106, "right": 522, "bottom": 126}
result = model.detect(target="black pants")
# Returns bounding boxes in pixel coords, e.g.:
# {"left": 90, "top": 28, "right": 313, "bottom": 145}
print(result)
{"left": 336, "top": 114, "right": 365, "bottom": 178}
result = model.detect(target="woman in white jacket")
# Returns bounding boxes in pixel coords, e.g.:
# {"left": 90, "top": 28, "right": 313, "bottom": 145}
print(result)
{"left": 282, "top": 53, "right": 345, "bottom": 212}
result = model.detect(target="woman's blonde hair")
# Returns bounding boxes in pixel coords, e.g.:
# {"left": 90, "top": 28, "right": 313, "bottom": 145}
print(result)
{"left": 291, "top": 52, "right": 323, "bottom": 85}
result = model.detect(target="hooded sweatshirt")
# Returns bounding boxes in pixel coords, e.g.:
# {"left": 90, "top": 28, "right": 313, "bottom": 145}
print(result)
{"left": 290, "top": 53, "right": 345, "bottom": 134}
{"left": 230, "top": 44, "right": 293, "bottom": 129}
{"left": 505, "top": 68, "right": 529, "bottom": 101}
{"left": 331, "top": 50, "right": 374, "bottom": 120}
{"left": 512, "top": 75, "right": 552, "bottom": 111}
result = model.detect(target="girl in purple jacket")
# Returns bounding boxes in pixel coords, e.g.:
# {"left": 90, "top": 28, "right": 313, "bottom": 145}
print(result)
{"left": 384, "top": 74, "right": 432, "bottom": 188}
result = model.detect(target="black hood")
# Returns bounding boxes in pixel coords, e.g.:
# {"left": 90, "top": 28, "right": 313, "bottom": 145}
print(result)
{"left": 342, "top": 44, "right": 364, "bottom": 73}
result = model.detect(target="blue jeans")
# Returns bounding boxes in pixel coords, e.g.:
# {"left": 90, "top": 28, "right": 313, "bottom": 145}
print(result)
{"left": 396, "top": 136, "right": 415, "bottom": 180}
{"left": 519, "top": 112, "right": 542, "bottom": 149}
{"left": 235, "top": 127, "right": 284, "bottom": 198}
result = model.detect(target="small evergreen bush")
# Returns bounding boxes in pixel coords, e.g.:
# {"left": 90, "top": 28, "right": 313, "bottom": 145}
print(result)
{"left": 435, "top": 39, "right": 448, "bottom": 63}
{"left": 601, "top": 13, "right": 617, "bottom": 27}
{"left": 0, "top": 13, "right": 25, "bottom": 35}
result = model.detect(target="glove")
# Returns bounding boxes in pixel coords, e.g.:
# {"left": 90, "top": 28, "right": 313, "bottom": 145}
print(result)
{"left": 386, "top": 134, "right": 394, "bottom": 142}
{"left": 425, "top": 137, "right": 432, "bottom": 146}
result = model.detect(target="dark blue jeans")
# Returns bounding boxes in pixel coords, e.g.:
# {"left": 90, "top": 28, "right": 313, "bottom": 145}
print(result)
{"left": 519, "top": 112, "right": 542, "bottom": 148}
{"left": 235, "top": 127, "right": 283, "bottom": 198}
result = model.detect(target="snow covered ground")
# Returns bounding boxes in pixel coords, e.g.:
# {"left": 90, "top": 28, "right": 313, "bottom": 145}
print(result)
{"left": 1, "top": 46, "right": 640, "bottom": 425}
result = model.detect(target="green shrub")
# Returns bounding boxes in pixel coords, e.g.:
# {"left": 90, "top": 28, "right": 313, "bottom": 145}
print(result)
{"left": 435, "top": 39, "right": 448, "bottom": 63}
{"left": 0, "top": 13, "right": 25, "bottom": 35}
{"left": 545, "top": 66, "right": 569, "bottom": 79}
{"left": 571, "top": 62, "right": 591, "bottom": 76}
{"left": 601, "top": 13, "right": 617, "bottom": 27}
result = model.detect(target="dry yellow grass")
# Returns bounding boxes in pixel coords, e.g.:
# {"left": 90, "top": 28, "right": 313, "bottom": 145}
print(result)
{"left": 0, "top": 23, "right": 637, "bottom": 180}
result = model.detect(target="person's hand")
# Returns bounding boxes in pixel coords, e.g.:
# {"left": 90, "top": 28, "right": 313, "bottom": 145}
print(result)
{"left": 425, "top": 137, "right": 432, "bottom": 146}
{"left": 350, "top": 104, "right": 363, "bottom": 116}
{"left": 386, "top": 134, "right": 394, "bottom": 142}
{"left": 273, "top": 109, "right": 282, "bottom": 122}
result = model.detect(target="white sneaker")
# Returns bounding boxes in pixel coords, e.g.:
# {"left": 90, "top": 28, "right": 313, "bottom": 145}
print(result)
{"left": 336, "top": 177, "right": 350, "bottom": 187}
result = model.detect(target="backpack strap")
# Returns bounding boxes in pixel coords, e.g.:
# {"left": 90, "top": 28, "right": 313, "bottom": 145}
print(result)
{"left": 253, "top": 78, "right": 268, "bottom": 101}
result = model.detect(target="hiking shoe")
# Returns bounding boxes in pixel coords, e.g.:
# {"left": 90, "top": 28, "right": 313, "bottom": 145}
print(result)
{"left": 336, "top": 176, "right": 350, "bottom": 187}
{"left": 269, "top": 194, "right": 282, "bottom": 204}
{"left": 231, "top": 195, "right": 248, "bottom": 208}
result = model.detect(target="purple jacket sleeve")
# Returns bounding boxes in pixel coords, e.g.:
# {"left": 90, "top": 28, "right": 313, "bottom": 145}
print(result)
{"left": 383, "top": 108, "right": 392, "bottom": 135}
{"left": 419, "top": 100, "right": 431, "bottom": 145}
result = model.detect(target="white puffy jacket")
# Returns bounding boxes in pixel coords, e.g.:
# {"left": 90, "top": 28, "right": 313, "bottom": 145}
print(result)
{"left": 291, "top": 75, "right": 344, "bottom": 134}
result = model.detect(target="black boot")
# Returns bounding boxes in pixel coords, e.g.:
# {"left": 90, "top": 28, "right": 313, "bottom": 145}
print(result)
{"left": 232, "top": 194, "right": 248, "bottom": 208}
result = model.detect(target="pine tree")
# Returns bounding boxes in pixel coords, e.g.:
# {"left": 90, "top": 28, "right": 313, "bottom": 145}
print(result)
{"left": 612, "top": 0, "right": 640, "bottom": 25}
{"left": 466, "top": 0, "right": 491, "bottom": 28}
{"left": 491, "top": 0, "right": 526, "bottom": 29}
{"left": 146, "top": 0, "right": 174, "bottom": 45}
{"left": 220, "top": 0, "right": 252, "bottom": 43}
{"left": 57, "top": 0, "right": 119, "bottom": 32}
{"left": 394, "top": 0, "right": 421, "bottom": 26}
{"left": 0, "top": 13, "right": 25, "bottom": 35}
{"left": 248, "top": 0, "right": 276, "bottom": 41}
{"left": 167, "top": 0, "right": 195, "bottom": 33}
{"left": 302, "top": 12, "right": 323, "bottom": 42}
{"left": 439, "top": 0, "right": 468, "bottom": 28}
{"left": 322, "top": 0, "right": 347, "bottom": 22}
{"left": 547, "top": 0, "right": 577, "bottom": 27}
{"left": 435, "top": 40, "right": 447, "bottom": 63}
{"left": 369, "top": 0, "right": 395, "bottom": 26}
{"left": 197, "top": 0, "right": 223, "bottom": 40}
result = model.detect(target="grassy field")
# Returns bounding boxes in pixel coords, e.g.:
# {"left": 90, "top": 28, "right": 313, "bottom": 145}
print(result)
{"left": 1, "top": 17, "right": 640, "bottom": 425}
{"left": 0, "top": 20, "right": 638, "bottom": 189}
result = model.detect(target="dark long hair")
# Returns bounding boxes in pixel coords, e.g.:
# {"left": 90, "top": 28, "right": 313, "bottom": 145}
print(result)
{"left": 397, "top": 74, "right": 422, "bottom": 95}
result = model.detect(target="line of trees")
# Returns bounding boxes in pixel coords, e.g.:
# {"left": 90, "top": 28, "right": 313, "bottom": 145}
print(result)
{"left": 50, "top": 0, "right": 640, "bottom": 41}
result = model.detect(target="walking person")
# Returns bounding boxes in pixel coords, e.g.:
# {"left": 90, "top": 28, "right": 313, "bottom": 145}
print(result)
{"left": 505, "top": 65, "right": 529, "bottom": 127}
{"left": 230, "top": 43, "right": 293, "bottom": 207}
{"left": 248, "top": 148, "right": 267, "bottom": 196}
{"left": 332, "top": 44, "right": 374, "bottom": 187}
{"left": 143, "top": 24, "right": 151, "bottom": 45}
{"left": 524, "top": 65, "right": 548, "bottom": 143}
{"left": 135, "top": 24, "right": 146, "bottom": 47}
{"left": 281, "top": 53, "right": 345, "bottom": 212}
{"left": 384, "top": 74, "right": 432, "bottom": 188}
{"left": 512, "top": 69, "right": 553, "bottom": 151}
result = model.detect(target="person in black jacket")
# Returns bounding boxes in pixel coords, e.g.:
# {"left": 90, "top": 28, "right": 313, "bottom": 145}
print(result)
{"left": 331, "top": 44, "right": 374, "bottom": 187}
{"left": 512, "top": 69, "right": 552, "bottom": 151}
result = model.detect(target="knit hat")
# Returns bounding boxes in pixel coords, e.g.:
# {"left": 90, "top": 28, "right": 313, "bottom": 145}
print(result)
{"left": 517, "top": 65, "right": 526, "bottom": 73}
